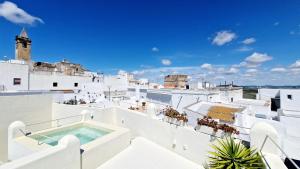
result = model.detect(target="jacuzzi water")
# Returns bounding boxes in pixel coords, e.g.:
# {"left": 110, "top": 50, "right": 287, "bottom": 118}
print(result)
{"left": 30, "top": 125, "right": 110, "bottom": 146}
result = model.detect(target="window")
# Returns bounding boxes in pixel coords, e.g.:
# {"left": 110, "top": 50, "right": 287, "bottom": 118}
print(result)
{"left": 287, "top": 94, "right": 292, "bottom": 100}
{"left": 74, "top": 83, "right": 78, "bottom": 87}
{"left": 13, "top": 78, "right": 21, "bottom": 85}
{"left": 22, "top": 42, "right": 27, "bottom": 48}
{"left": 53, "top": 82, "right": 58, "bottom": 87}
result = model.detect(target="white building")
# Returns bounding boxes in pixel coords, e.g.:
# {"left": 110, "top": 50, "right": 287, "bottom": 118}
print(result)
{"left": 0, "top": 29, "right": 104, "bottom": 94}
{"left": 0, "top": 60, "right": 29, "bottom": 91}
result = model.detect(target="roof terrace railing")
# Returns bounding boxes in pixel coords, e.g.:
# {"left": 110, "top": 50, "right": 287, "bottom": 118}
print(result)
{"left": 260, "top": 135, "right": 300, "bottom": 169}
{"left": 176, "top": 96, "right": 183, "bottom": 109}
{"left": 25, "top": 113, "right": 94, "bottom": 133}
{"left": 19, "top": 113, "right": 94, "bottom": 146}
{"left": 26, "top": 114, "right": 85, "bottom": 127}
{"left": 35, "top": 134, "right": 58, "bottom": 145}
{"left": 19, "top": 128, "right": 59, "bottom": 145}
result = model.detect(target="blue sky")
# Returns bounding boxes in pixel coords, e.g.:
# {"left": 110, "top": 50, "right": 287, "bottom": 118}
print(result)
{"left": 0, "top": 0, "right": 300, "bottom": 85}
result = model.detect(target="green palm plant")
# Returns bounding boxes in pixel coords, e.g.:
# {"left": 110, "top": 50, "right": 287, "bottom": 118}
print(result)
{"left": 208, "top": 137, "right": 265, "bottom": 169}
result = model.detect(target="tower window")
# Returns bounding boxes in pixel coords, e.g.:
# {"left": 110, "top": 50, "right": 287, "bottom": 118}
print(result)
{"left": 13, "top": 78, "right": 21, "bottom": 85}
{"left": 53, "top": 82, "right": 58, "bottom": 87}
{"left": 74, "top": 83, "right": 78, "bottom": 87}
{"left": 22, "top": 42, "right": 27, "bottom": 48}
{"left": 287, "top": 94, "right": 292, "bottom": 100}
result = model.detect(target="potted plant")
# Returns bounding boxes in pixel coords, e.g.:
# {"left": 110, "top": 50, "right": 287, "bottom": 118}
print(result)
{"left": 208, "top": 137, "right": 265, "bottom": 169}
{"left": 196, "top": 116, "right": 239, "bottom": 136}
{"left": 163, "top": 106, "right": 188, "bottom": 126}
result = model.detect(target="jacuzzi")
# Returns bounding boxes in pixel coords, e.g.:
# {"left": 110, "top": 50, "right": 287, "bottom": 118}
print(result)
{"left": 30, "top": 123, "right": 112, "bottom": 146}
{"left": 15, "top": 120, "right": 131, "bottom": 169}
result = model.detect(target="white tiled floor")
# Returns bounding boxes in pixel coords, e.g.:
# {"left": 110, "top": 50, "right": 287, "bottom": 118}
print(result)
{"left": 97, "top": 137, "right": 202, "bottom": 169}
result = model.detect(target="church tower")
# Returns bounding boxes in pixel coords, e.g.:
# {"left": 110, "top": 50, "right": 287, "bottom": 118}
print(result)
{"left": 15, "top": 28, "right": 31, "bottom": 63}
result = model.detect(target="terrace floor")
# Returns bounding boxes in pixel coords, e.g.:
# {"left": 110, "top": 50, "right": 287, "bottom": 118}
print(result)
{"left": 97, "top": 137, "right": 203, "bottom": 169}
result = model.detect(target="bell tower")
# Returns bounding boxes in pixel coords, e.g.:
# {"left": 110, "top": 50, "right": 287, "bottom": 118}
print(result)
{"left": 15, "top": 28, "right": 31, "bottom": 63}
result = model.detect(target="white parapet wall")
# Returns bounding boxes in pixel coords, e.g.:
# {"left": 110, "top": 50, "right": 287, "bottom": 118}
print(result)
{"left": 250, "top": 122, "right": 281, "bottom": 155}
{"left": 0, "top": 93, "right": 53, "bottom": 162}
{"left": 52, "top": 103, "right": 214, "bottom": 165}
{"left": 280, "top": 89, "right": 300, "bottom": 111}
{"left": 81, "top": 121, "right": 131, "bottom": 169}
{"left": 52, "top": 103, "right": 291, "bottom": 166}
{"left": 0, "top": 135, "right": 80, "bottom": 169}
{"left": 8, "top": 121, "right": 29, "bottom": 161}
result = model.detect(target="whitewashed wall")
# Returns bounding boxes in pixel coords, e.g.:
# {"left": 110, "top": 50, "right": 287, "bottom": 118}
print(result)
{"left": 219, "top": 89, "right": 243, "bottom": 103}
{"left": 0, "top": 62, "right": 29, "bottom": 91}
{"left": 0, "top": 94, "right": 52, "bottom": 161}
{"left": 256, "top": 89, "right": 280, "bottom": 100}
{"left": 103, "top": 75, "right": 128, "bottom": 91}
{"left": 52, "top": 103, "right": 291, "bottom": 165}
{"left": 0, "top": 135, "right": 80, "bottom": 169}
{"left": 279, "top": 115, "right": 300, "bottom": 137}
{"left": 280, "top": 89, "right": 300, "bottom": 111}
{"left": 171, "top": 92, "right": 220, "bottom": 113}
{"left": 29, "top": 73, "right": 94, "bottom": 90}
{"left": 52, "top": 104, "right": 215, "bottom": 165}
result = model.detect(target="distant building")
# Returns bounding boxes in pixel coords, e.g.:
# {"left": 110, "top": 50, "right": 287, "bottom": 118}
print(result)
{"left": 0, "top": 28, "right": 102, "bottom": 92}
{"left": 164, "top": 75, "right": 188, "bottom": 89}
{"left": 33, "top": 59, "right": 86, "bottom": 76}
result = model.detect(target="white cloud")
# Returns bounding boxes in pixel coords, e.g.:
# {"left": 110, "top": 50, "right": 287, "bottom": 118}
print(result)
{"left": 132, "top": 70, "right": 145, "bottom": 75}
{"left": 236, "top": 46, "right": 253, "bottom": 52}
{"left": 152, "top": 47, "right": 159, "bottom": 52}
{"left": 200, "top": 63, "right": 213, "bottom": 70}
{"left": 246, "top": 69, "right": 257, "bottom": 73}
{"left": 242, "top": 38, "right": 256, "bottom": 45}
{"left": 243, "top": 73, "right": 255, "bottom": 78}
{"left": 234, "top": 53, "right": 272, "bottom": 69}
{"left": 214, "top": 76, "right": 225, "bottom": 80}
{"left": 245, "top": 52, "right": 272, "bottom": 64}
{"left": 289, "top": 68, "right": 300, "bottom": 75}
{"left": 129, "top": 58, "right": 300, "bottom": 85}
{"left": 0, "top": 1, "right": 44, "bottom": 25}
{"left": 118, "top": 69, "right": 126, "bottom": 74}
{"left": 290, "top": 60, "right": 300, "bottom": 68}
{"left": 225, "top": 67, "right": 239, "bottom": 75}
{"left": 212, "top": 30, "right": 236, "bottom": 46}
{"left": 130, "top": 63, "right": 300, "bottom": 85}
{"left": 270, "top": 67, "right": 286, "bottom": 73}
{"left": 290, "top": 31, "right": 295, "bottom": 35}
{"left": 161, "top": 59, "right": 172, "bottom": 66}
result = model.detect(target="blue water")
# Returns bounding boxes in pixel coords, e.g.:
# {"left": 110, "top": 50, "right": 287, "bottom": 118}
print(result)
{"left": 31, "top": 126, "right": 110, "bottom": 146}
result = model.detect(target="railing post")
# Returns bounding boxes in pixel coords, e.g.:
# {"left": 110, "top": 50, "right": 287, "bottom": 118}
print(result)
{"left": 260, "top": 135, "right": 300, "bottom": 169}
{"left": 260, "top": 135, "right": 268, "bottom": 152}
